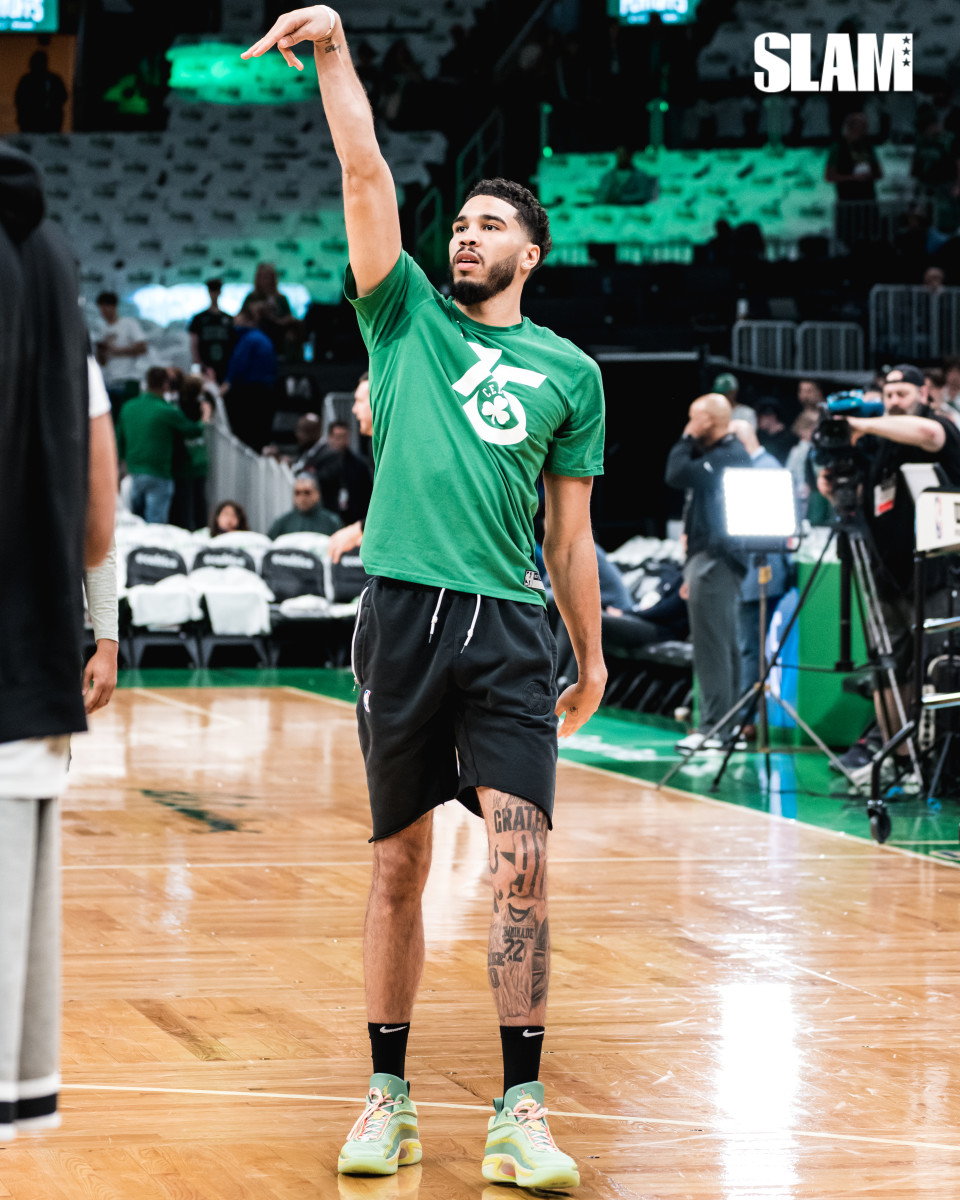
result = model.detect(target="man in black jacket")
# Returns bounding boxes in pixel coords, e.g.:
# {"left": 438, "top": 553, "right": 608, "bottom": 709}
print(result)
{"left": 665, "top": 393, "right": 751, "bottom": 751}
{"left": 0, "top": 143, "right": 115, "bottom": 1141}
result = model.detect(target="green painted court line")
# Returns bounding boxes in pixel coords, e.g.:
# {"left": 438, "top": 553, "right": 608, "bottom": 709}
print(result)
{"left": 117, "top": 668, "right": 960, "bottom": 860}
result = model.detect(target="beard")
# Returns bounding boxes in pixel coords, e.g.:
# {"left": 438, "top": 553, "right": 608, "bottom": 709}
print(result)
{"left": 449, "top": 251, "right": 520, "bottom": 305}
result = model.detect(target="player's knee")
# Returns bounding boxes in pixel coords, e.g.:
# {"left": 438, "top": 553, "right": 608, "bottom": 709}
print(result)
{"left": 488, "top": 802, "right": 548, "bottom": 901}
{"left": 372, "top": 822, "right": 432, "bottom": 899}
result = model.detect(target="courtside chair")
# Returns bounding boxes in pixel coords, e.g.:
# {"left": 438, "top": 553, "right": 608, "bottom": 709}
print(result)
{"left": 123, "top": 546, "right": 202, "bottom": 669}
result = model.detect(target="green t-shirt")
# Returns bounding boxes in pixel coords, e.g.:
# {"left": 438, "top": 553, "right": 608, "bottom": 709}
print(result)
{"left": 268, "top": 505, "right": 340, "bottom": 539}
{"left": 116, "top": 393, "right": 204, "bottom": 481}
{"left": 345, "top": 251, "right": 605, "bottom": 605}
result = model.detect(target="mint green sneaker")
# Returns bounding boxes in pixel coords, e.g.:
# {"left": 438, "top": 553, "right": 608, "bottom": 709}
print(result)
{"left": 337, "top": 1074, "right": 422, "bottom": 1176}
{"left": 481, "top": 1081, "right": 580, "bottom": 1190}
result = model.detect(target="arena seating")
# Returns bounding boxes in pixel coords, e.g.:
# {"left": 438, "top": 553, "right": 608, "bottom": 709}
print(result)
{"left": 535, "top": 144, "right": 914, "bottom": 263}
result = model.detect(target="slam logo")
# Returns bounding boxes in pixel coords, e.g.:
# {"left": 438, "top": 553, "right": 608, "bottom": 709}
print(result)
{"left": 755, "top": 33, "right": 913, "bottom": 93}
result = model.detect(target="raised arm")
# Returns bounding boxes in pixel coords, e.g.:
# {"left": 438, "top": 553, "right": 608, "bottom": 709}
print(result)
{"left": 243, "top": 6, "right": 401, "bottom": 296}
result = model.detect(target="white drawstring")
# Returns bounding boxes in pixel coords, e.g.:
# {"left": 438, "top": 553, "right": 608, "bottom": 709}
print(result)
{"left": 428, "top": 588, "right": 446, "bottom": 642}
{"left": 461, "top": 594, "right": 482, "bottom": 653}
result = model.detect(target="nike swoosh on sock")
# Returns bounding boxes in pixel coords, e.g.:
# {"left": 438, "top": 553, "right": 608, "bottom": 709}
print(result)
{"left": 379, "top": 1025, "right": 408, "bottom": 1034}
{"left": 522, "top": 1029, "right": 545, "bottom": 1038}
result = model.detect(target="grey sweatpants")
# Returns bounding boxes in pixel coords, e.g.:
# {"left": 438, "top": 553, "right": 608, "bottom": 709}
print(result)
{"left": 0, "top": 798, "right": 61, "bottom": 1140}
{"left": 684, "top": 551, "right": 743, "bottom": 732}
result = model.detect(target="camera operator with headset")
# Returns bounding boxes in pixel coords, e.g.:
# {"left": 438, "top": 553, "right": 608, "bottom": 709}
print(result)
{"left": 817, "top": 364, "right": 960, "bottom": 774}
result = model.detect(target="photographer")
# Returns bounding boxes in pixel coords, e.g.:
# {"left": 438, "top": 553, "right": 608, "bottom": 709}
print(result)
{"left": 817, "top": 364, "right": 960, "bottom": 757}
{"left": 666, "top": 394, "right": 751, "bottom": 752}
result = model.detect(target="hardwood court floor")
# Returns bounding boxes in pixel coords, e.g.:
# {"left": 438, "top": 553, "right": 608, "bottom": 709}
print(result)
{"left": 2, "top": 685, "right": 960, "bottom": 1198}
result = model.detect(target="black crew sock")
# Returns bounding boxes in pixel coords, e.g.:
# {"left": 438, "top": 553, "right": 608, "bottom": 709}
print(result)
{"left": 500, "top": 1025, "right": 545, "bottom": 1095}
{"left": 368, "top": 1021, "right": 411, "bottom": 1082}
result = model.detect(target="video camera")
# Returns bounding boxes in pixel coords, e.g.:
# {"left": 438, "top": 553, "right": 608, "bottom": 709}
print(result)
{"left": 811, "top": 390, "right": 884, "bottom": 518}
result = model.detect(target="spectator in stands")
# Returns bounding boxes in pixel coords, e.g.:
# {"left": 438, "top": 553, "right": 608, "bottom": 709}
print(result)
{"left": 14, "top": 51, "right": 68, "bottom": 133}
{"left": 912, "top": 109, "right": 960, "bottom": 234}
{"left": 379, "top": 38, "right": 424, "bottom": 126}
{"left": 221, "top": 297, "right": 277, "bottom": 451}
{"left": 328, "top": 372, "right": 374, "bottom": 563}
{"left": 286, "top": 413, "right": 326, "bottom": 473}
{"left": 756, "top": 400, "right": 796, "bottom": 464}
{"left": 797, "top": 378, "right": 825, "bottom": 414}
{"left": 189, "top": 278, "right": 236, "bottom": 381}
{"left": 170, "top": 375, "right": 210, "bottom": 531}
{"left": 665, "top": 393, "right": 751, "bottom": 752}
{"left": 785, "top": 410, "right": 818, "bottom": 521}
{"left": 826, "top": 111, "right": 883, "bottom": 248}
{"left": 92, "top": 291, "right": 148, "bottom": 415}
{"left": 595, "top": 147, "right": 659, "bottom": 206}
{"left": 268, "top": 474, "right": 340, "bottom": 539}
{"left": 713, "top": 372, "right": 756, "bottom": 428}
{"left": 943, "top": 355, "right": 960, "bottom": 410}
{"left": 309, "top": 419, "right": 373, "bottom": 526}
{"left": 924, "top": 266, "right": 947, "bottom": 294}
{"left": 209, "top": 501, "right": 250, "bottom": 538}
{"left": 818, "top": 364, "right": 960, "bottom": 776}
{"left": 730, "top": 420, "right": 791, "bottom": 737}
{"left": 245, "top": 262, "right": 301, "bottom": 360}
{"left": 705, "top": 219, "right": 733, "bottom": 267}
{"left": 117, "top": 366, "right": 212, "bottom": 524}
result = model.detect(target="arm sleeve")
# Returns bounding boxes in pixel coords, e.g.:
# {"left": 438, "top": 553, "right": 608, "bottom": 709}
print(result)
{"left": 344, "top": 250, "right": 438, "bottom": 352}
{"left": 544, "top": 356, "right": 606, "bottom": 477}
{"left": 83, "top": 540, "right": 119, "bottom": 642}
{"left": 664, "top": 437, "right": 701, "bottom": 488}
{"left": 163, "top": 405, "right": 205, "bottom": 438}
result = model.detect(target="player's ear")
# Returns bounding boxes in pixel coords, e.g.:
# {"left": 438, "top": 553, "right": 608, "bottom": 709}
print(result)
{"left": 522, "top": 243, "right": 540, "bottom": 273}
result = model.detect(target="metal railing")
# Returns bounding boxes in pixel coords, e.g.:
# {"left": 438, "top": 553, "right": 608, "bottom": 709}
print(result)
{"left": 455, "top": 108, "right": 504, "bottom": 204}
{"left": 869, "top": 285, "right": 960, "bottom": 360}
{"left": 732, "top": 320, "right": 796, "bottom": 372}
{"left": 413, "top": 185, "right": 445, "bottom": 273}
{"left": 732, "top": 319, "right": 866, "bottom": 372}
{"left": 206, "top": 413, "right": 294, "bottom": 535}
{"left": 832, "top": 200, "right": 908, "bottom": 254}
{"left": 796, "top": 321, "right": 864, "bottom": 372}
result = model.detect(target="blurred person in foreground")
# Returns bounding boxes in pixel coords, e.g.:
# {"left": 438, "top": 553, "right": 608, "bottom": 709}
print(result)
{"left": 0, "top": 141, "right": 117, "bottom": 1141}
{"left": 817, "top": 365, "right": 960, "bottom": 779}
{"left": 243, "top": 9, "right": 606, "bottom": 1188}
{"left": 665, "top": 393, "right": 751, "bottom": 752}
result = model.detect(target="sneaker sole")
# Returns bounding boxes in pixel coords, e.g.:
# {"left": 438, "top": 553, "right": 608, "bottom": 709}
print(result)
{"left": 338, "top": 1138, "right": 422, "bottom": 1175}
{"left": 481, "top": 1152, "right": 580, "bottom": 1189}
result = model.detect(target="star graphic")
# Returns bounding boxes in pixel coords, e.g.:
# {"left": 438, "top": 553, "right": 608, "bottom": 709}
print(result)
{"left": 903, "top": 35, "right": 910, "bottom": 44}
{"left": 903, "top": 56, "right": 911, "bottom": 66}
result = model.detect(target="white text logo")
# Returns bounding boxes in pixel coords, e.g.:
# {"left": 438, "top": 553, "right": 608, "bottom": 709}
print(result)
{"left": 754, "top": 33, "right": 913, "bottom": 93}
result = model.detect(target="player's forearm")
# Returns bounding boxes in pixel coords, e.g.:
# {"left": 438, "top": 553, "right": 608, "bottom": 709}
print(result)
{"left": 544, "top": 536, "right": 605, "bottom": 681}
{"left": 313, "top": 17, "right": 381, "bottom": 177}
{"left": 84, "top": 540, "right": 119, "bottom": 641}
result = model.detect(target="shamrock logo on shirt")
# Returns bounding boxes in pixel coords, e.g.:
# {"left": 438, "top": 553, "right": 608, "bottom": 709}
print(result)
{"left": 479, "top": 381, "right": 519, "bottom": 430}
{"left": 452, "top": 342, "right": 546, "bottom": 447}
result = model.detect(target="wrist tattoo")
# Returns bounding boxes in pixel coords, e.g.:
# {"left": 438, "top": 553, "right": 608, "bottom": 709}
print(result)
{"left": 323, "top": 41, "right": 341, "bottom": 54}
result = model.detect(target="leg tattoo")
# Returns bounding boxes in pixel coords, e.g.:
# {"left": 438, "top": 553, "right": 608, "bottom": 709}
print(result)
{"left": 485, "top": 793, "right": 550, "bottom": 1022}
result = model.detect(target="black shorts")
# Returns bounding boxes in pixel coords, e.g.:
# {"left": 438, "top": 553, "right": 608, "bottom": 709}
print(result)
{"left": 351, "top": 576, "right": 559, "bottom": 841}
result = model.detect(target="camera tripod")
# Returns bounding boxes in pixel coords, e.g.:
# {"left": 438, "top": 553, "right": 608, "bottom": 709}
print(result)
{"left": 657, "top": 514, "right": 921, "bottom": 795}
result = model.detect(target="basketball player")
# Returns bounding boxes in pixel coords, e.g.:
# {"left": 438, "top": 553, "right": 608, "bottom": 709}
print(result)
{"left": 245, "top": 11, "right": 606, "bottom": 1188}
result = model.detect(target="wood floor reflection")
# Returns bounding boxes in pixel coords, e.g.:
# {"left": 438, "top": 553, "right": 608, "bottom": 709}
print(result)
{"left": 1, "top": 684, "right": 960, "bottom": 1198}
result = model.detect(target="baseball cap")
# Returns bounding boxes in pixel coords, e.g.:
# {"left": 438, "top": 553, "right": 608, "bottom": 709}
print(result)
{"left": 884, "top": 364, "right": 926, "bottom": 387}
{"left": 713, "top": 372, "right": 739, "bottom": 395}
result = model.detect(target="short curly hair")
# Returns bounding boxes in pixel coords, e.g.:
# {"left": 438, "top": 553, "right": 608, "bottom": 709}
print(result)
{"left": 464, "top": 177, "right": 552, "bottom": 270}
